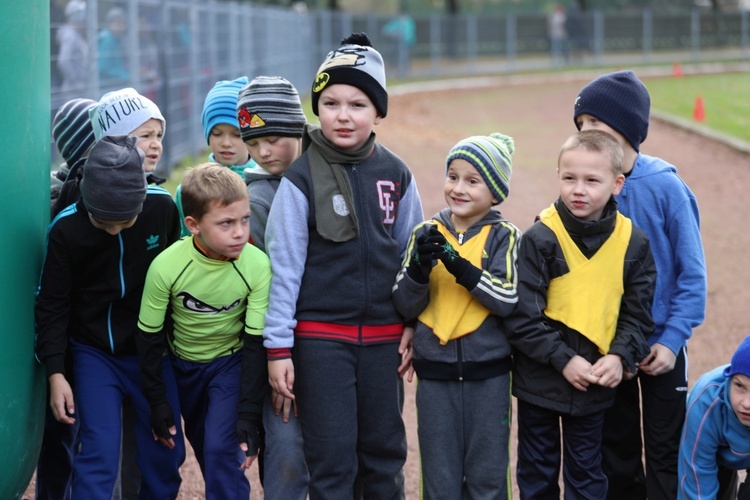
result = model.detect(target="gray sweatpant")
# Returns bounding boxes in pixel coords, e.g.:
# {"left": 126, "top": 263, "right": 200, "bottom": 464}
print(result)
{"left": 416, "top": 375, "right": 511, "bottom": 500}
{"left": 294, "top": 339, "right": 407, "bottom": 500}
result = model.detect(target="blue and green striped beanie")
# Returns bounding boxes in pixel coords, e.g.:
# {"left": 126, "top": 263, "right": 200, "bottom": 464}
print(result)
{"left": 445, "top": 133, "right": 515, "bottom": 204}
{"left": 201, "top": 76, "right": 249, "bottom": 144}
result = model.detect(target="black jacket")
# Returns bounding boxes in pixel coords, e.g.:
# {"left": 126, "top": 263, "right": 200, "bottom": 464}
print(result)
{"left": 506, "top": 198, "right": 655, "bottom": 416}
{"left": 35, "top": 187, "right": 180, "bottom": 377}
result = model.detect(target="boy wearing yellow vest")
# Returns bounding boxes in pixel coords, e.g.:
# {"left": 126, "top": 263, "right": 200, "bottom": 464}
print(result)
{"left": 506, "top": 129, "right": 655, "bottom": 498}
{"left": 393, "top": 133, "right": 521, "bottom": 499}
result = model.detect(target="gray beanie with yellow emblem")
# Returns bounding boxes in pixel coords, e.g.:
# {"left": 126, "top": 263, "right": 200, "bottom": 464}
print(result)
{"left": 311, "top": 33, "right": 388, "bottom": 118}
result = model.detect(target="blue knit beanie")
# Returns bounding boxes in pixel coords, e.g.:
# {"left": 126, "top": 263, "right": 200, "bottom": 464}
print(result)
{"left": 445, "top": 133, "right": 515, "bottom": 204}
{"left": 202, "top": 76, "right": 249, "bottom": 144}
{"left": 573, "top": 70, "right": 650, "bottom": 152}
{"left": 724, "top": 336, "right": 750, "bottom": 379}
{"left": 52, "top": 98, "right": 97, "bottom": 167}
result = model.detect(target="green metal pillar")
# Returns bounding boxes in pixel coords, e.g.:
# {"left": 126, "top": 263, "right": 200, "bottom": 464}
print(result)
{"left": 0, "top": 0, "right": 50, "bottom": 497}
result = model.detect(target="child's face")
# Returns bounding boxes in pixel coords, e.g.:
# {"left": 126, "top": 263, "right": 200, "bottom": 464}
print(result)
{"left": 317, "top": 84, "right": 381, "bottom": 152}
{"left": 110, "top": 18, "right": 126, "bottom": 37}
{"left": 209, "top": 123, "right": 249, "bottom": 167}
{"left": 444, "top": 158, "right": 497, "bottom": 231}
{"left": 245, "top": 136, "right": 302, "bottom": 176}
{"left": 557, "top": 148, "right": 624, "bottom": 222}
{"left": 88, "top": 212, "right": 138, "bottom": 236}
{"left": 729, "top": 374, "right": 750, "bottom": 426}
{"left": 185, "top": 199, "right": 250, "bottom": 260}
{"left": 131, "top": 118, "right": 163, "bottom": 172}
{"left": 576, "top": 114, "right": 630, "bottom": 153}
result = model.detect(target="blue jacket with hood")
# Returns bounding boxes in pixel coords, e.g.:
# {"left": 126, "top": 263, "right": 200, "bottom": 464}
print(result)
{"left": 616, "top": 153, "right": 706, "bottom": 354}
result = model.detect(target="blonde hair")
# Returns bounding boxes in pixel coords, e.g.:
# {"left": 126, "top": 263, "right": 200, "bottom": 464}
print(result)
{"left": 180, "top": 163, "right": 248, "bottom": 220}
{"left": 558, "top": 129, "right": 624, "bottom": 176}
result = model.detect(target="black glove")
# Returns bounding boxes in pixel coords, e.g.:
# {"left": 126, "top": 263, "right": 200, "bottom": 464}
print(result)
{"left": 236, "top": 413, "right": 261, "bottom": 457}
{"left": 434, "top": 237, "right": 483, "bottom": 290}
{"left": 150, "top": 401, "right": 176, "bottom": 441}
{"left": 406, "top": 227, "right": 446, "bottom": 283}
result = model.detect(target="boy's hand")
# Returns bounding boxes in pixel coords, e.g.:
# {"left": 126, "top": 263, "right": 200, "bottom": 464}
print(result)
{"left": 638, "top": 343, "right": 677, "bottom": 376}
{"left": 49, "top": 373, "right": 76, "bottom": 425}
{"left": 432, "top": 230, "right": 483, "bottom": 289}
{"left": 591, "top": 354, "right": 624, "bottom": 388}
{"left": 149, "top": 402, "right": 177, "bottom": 449}
{"left": 236, "top": 413, "right": 261, "bottom": 470}
{"left": 623, "top": 365, "right": 638, "bottom": 381}
{"left": 268, "top": 359, "right": 295, "bottom": 400}
{"left": 561, "top": 355, "right": 599, "bottom": 391}
{"left": 398, "top": 326, "right": 415, "bottom": 382}
{"left": 271, "top": 389, "right": 298, "bottom": 423}
{"left": 407, "top": 229, "right": 444, "bottom": 283}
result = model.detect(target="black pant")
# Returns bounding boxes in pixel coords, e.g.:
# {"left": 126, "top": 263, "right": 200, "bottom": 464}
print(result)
{"left": 602, "top": 347, "right": 688, "bottom": 500}
{"left": 717, "top": 467, "right": 750, "bottom": 500}
{"left": 517, "top": 400, "right": 607, "bottom": 499}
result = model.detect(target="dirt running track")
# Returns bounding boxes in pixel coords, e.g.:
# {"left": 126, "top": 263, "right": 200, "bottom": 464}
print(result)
{"left": 24, "top": 76, "right": 750, "bottom": 498}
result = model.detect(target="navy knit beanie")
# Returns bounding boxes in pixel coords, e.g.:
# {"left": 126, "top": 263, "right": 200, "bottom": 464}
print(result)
{"left": 311, "top": 33, "right": 387, "bottom": 118}
{"left": 446, "top": 133, "right": 515, "bottom": 205}
{"left": 573, "top": 70, "right": 650, "bottom": 152}
{"left": 52, "top": 98, "right": 97, "bottom": 167}
{"left": 725, "top": 336, "right": 750, "bottom": 379}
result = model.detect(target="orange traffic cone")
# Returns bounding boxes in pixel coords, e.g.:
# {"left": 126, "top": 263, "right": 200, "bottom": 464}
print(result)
{"left": 693, "top": 94, "right": 705, "bottom": 123}
{"left": 673, "top": 62, "right": 683, "bottom": 78}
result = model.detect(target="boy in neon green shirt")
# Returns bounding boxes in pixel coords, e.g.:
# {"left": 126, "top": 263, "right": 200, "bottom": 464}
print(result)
{"left": 137, "top": 164, "right": 271, "bottom": 499}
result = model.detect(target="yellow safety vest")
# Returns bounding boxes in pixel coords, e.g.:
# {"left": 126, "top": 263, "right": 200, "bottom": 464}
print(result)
{"left": 540, "top": 204, "right": 631, "bottom": 354}
{"left": 418, "top": 224, "right": 492, "bottom": 345}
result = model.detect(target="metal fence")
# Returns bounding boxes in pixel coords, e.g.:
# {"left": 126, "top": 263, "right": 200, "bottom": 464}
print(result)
{"left": 50, "top": 1, "right": 750, "bottom": 173}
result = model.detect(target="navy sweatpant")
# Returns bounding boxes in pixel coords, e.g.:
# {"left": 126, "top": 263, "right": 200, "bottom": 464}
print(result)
{"left": 171, "top": 351, "right": 250, "bottom": 500}
{"left": 70, "top": 341, "right": 184, "bottom": 499}
{"left": 516, "top": 399, "right": 607, "bottom": 500}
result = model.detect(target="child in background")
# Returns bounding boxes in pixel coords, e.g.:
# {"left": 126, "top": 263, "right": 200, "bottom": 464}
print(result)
{"left": 678, "top": 335, "right": 750, "bottom": 500}
{"left": 35, "top": 135, "right": 184, "bottom": 498}
{"left": 54, "top": 87, "right": 168, "bottom": 217}
{"left": 90, "top": 87, "right": 166, "bottom": 178}
{"left": 506, "top": 130, "right": 655, "bottom": 498}
{"left": 392, "top": 133, "right": 520, "bottom": 499}
{"left": 263, "top": 33, "right": 424, "bottom": 498}
{"left": 238, "top": 75, "right": 307, "bottom": 252}
{"left": 236, "top": 75, "right": 310, "bottom": 499}
{"left": 56, "top": 0, "right": 88, "bottom": 94}
{"left": 574, "top": 70, "right": 707, "bottom": 500}
{"left": 97, "top": 7, "right": 129, "bottom": 85}
{"left": 50, "top": 98, "right": 97, "bottom": 219}
{"left": 136, "top": 164, "right": 271, "bottom": 499}
{"left": 37, "top": 96, "right": 98, "bottom": 500}
{"left": 175, "top": 76, "right": 258, "bottom": 236}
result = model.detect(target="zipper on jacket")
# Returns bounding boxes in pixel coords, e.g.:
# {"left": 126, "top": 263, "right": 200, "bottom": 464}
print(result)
{"left": 351, "top": 164, "right": 370, "bottom": 343}
{"left": 109, "top": 233, "right": 126, "bottom": 354}
{"left": 457, "top": 338, "right": 464, "bottom": 381}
